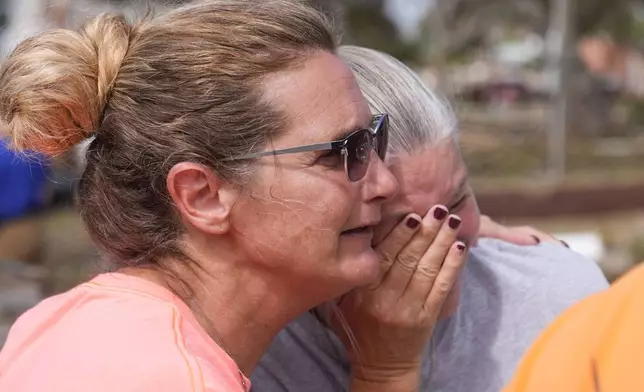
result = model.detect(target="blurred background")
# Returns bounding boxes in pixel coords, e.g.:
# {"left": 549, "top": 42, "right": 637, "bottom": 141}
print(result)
{"left": 2, "top": 0, "right": 644, "bottom": 344}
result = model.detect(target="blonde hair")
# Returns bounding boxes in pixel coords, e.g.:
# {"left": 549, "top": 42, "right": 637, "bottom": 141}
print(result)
{"left": 0, "top": 0, "right": 336, "bottom": 265}
{"left": 338, "top": 45, "right": 458, "bottom": 154}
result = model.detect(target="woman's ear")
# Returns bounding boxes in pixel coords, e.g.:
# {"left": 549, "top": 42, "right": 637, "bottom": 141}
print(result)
{"left": 167, "top": 162, "right": 239, "bottom": 235}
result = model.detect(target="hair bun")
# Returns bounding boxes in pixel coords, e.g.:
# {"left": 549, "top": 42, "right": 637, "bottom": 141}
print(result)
{"left": 0, "top": 13, "right": 131, "bottom": 156}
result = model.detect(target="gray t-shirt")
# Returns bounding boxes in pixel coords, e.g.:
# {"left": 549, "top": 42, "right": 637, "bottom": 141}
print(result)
{"left": 251, "top": 239, "right": 609, "bottom": 392}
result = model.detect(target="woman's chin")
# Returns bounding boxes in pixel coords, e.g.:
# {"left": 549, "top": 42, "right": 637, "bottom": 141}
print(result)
{"left": 338, "top": 247, "right": 380, "bottom": 288}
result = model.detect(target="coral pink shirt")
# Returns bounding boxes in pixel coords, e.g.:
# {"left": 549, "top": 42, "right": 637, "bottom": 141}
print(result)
{"left": 0, "top": 273, "right": 250, "bottom": 392}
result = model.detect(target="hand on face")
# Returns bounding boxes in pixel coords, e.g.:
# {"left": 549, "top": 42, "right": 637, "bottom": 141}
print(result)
{"left": 327, "top": 205, "right": 467, "bottom": 384}
{"left": 478, "top": 215, "right": 568, "bottom": 247}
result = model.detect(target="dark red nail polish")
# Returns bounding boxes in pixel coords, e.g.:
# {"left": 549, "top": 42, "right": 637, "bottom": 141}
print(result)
{"left": 457, "top": 243, "right": 466, "bottom": 253}
{"left": 433, "top": 206, "right": 448, "bottom": 221}
{"left": 406, "top": 217, "right": 420, "bottom": 229}
{"left": 531, "top": 235, "right": 541, "bottom": 244}
{"left": 448, "top": 216, "right": 461, "bottom": 230}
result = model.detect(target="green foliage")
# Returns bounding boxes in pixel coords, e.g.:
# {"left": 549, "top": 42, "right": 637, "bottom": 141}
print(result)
{"left": 343, "top": 4, "right": 421, "bottom": 64}
{"left": 308, "top": 0, "right": 422, "bottom": 64}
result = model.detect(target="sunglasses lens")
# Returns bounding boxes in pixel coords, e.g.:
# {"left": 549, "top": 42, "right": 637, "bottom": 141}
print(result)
{"left": 346, "top": 130, "right": 372, "bottom": 182}
{"left": 375, "top": 115, "right": 388, "bottom": 160}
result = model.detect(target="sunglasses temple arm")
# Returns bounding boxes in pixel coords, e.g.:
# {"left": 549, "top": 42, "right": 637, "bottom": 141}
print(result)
{"left": 224, "top": 141, "right": 337, "bottom": 160}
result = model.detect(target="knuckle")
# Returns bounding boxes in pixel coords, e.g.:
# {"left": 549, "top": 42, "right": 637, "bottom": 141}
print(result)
{"left": 370, "top": 303, "right": 390, "bottom": 320}
{"left": 396, "top": 252, "right": 419, "bottom": 272}
{"left": 373, "top": 306, "right": 406, "bottom": 325}
{"left": 437, "top": 235, "right": 456, "bottom": 249}
{"left": 394, "top": 308, "right": 416, "bottom": 328}
{"left": 388, "top": 230, "right": 411, "bottom": 246}
{"left": 415, "top": 264, "right": 440, "bottom": 280}
{"left": 377, "top": 250, "right": 395, "bottom": 266}
{"left": 377, "top": 232, "right": 410, "bottom": 255}
{"left": 430, "top": 236, "right": 453, "bottom": 254}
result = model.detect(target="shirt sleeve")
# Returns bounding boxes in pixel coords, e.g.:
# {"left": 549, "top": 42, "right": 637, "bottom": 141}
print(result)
{"left": 251, "top": 312, "right": 350, "bottom": 392}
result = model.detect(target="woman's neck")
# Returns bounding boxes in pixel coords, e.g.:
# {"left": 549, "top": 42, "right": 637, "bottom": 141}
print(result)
{"left": 122, "top": 256, "right": 303, "bottom": 375}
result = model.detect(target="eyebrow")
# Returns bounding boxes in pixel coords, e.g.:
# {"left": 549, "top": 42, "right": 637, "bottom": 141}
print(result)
{"left": 327, "top": 118, "right": 371, "bottom": 142}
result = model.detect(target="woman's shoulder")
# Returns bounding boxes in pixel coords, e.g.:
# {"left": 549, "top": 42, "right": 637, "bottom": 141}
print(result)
{"left": 465, "top": 239, "right": 609, "bottom": 332}
{"left": 470, "top": 238, "right": 608, "bottom": 292}
{"left": 0, "top": 272, "right": 246, "bottom": 391}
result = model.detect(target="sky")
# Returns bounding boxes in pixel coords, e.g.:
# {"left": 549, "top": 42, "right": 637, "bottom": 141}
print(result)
{"left": 384, "top": 0, "right": 433, "bottom": 41}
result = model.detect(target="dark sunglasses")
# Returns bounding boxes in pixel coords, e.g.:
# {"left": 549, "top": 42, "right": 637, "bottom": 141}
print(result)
{"left": 225, "top": 114, "right": 389, "bottom": 182}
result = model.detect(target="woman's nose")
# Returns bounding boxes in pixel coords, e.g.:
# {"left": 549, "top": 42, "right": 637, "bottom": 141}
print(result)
{"left": 362, "top": 150, "right": 398, "bottom": 203}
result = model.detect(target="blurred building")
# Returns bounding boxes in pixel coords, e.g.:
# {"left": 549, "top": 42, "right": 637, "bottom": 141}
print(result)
{"left": 417, "top": 28, "right": 552, "bottom": 105}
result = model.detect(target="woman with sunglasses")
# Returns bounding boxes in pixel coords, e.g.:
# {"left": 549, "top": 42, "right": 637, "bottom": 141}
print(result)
{"left": 0, "top": 1, "right": 468, "bottom": 391}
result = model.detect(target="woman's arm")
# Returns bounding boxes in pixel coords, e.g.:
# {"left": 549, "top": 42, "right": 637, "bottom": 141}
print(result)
{"left": 478, "top": 214, "right": 564, "bottom": 246}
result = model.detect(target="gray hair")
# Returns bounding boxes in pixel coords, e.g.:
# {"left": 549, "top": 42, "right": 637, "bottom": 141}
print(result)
{"left": 338, "top": 45, "right": 458, "bottom": 154}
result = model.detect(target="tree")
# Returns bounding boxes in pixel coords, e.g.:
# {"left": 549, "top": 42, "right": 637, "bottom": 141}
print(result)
{"left": 310, "top": 0, "right": 420, "bottom": 63}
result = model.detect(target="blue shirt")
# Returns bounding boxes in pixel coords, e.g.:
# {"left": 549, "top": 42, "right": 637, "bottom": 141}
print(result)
{"left": 0, "top": 141, "right": 49, "bottom": 221}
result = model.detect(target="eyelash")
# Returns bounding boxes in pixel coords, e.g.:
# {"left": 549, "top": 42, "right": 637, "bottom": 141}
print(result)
{"left": 450, "top": 194, "right": 469, "bottom": 211}
{"left": 316, "top": 149, "right": 343, "bottom": 167}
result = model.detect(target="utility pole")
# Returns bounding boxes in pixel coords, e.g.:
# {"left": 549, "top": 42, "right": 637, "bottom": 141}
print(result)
{"left": 545, "top": 0, "right": 575, "bottom": 181}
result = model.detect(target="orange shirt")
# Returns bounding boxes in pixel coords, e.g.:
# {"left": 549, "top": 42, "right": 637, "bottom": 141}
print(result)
{"left": 505, "top": 263, "right": 644, "bottom": 392}
{"left": 0, "top": 273, "right": 250, "bottom": 392}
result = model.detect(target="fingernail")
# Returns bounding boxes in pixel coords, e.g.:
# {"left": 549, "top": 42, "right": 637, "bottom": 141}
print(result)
{"left": 433, "top": 206, "right": 448, "bottom": 221}
{"left": 560, "top": 240, "right": 569, "bottom": 248}
{"left": 448, "top": 216, "right": 461, "bottom": 230}
{"left": 457, "top": 243, "right": 466, "bottom": 253}
{"left": 531, "top": 235, "right": 541, "bottom": 244}
{"left": 406, "top": 217, "right": 420, "bottom": 229}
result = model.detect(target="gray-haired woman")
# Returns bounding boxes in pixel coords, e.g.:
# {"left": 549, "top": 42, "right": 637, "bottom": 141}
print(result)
{"left": 251, "top": 46, "right": 608, "bottom": 392}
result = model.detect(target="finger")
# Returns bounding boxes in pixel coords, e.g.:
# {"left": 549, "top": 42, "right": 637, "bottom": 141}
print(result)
{"left": 479, "top": 216, "right": 538, "bottom": 246}
{"left": 423, "top": 241, "right": 467, "bottom": 314}
{"left": 514, "top": 226, "right": 559, "bottom": 245}
{"left": 380, "top": 205, "right": 449, "bottom": 294}
{"left": 478, "top": 215, "right": 502, "bottom": 238}
{"left": 493, "top": 227, "right": 539, "bottom": 246}
{"left": 403, "top": 214, "right": 462, "bottom": 306}
{"left": 371, "top": 213, "right": 423, "bottom": 288}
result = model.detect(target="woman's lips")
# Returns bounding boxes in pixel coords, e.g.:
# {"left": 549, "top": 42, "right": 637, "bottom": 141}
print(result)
{"left": 340, "top": 226, "right": 374, "bottom": 237}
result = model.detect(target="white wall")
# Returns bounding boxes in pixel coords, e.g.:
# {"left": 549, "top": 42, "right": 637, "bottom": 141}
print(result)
{"left": 1, "top": 0, "right": 48, "bottom": 55}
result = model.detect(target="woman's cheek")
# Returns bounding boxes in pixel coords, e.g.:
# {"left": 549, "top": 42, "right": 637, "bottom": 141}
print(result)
{"left": 457, "top": 199, "right": 481, "bottom": 246}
